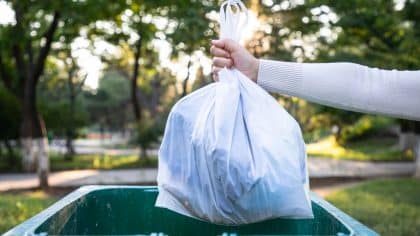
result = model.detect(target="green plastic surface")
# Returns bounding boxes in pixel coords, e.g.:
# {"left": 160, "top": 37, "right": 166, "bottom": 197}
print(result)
{"left": 4, "top": 186, "right": 378, "bottom": 236}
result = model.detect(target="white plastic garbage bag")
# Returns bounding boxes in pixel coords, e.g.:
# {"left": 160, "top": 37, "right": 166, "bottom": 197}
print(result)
{"left": 155, "top": 0, "right": 313, "bottom": 225}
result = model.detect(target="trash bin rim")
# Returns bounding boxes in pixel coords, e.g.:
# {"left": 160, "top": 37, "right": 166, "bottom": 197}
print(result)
{"left": 4, "top": 185, "right": 378, "bottom": 236}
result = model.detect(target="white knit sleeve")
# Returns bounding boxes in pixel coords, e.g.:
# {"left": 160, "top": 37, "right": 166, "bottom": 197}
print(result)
{"left": 257, "top": 59, "right": 420, "bottom": 121}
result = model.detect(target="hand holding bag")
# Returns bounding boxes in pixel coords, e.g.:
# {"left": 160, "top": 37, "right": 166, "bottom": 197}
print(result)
{"left": 155, "top": 0, "right": 313, "bottom": 225}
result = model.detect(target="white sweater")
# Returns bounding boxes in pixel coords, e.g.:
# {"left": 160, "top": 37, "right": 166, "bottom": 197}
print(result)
{"left": 257, "top": 59, "right": 420, "bottom": 121}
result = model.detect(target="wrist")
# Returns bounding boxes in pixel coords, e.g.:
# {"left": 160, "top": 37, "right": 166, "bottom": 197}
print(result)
{"left": 257, "top": 59, "right": 303, "bottom": 95}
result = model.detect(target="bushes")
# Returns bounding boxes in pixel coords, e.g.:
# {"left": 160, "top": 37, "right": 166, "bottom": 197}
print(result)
{"left": 306, "top": 135, "right": 412, "bottom": 161}
{"left": 334, "top": 115, "right": 395, "bottom": 145}
{"left": 135, "top": 115, "right": 164, "bottom": 158}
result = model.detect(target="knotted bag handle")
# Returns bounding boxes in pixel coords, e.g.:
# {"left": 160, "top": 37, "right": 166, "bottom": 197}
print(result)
{"left": 219, "top": 0, "right": 249, "bottom": 42}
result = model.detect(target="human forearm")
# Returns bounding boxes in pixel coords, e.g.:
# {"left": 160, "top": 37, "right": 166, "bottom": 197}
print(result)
{"left": 257, "top": 59, "right": 420, "bottom": 121}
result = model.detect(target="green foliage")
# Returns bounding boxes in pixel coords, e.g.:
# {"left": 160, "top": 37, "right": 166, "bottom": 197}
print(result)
{"left": 0, "top": 191, "right": 56, "bottom": 234}
{"left": 166, "top": 0, "right": 218, "bottom": 57}
{"left": 316, "top": 0, "right": 420, "bottom": 132}
{"left": 326, "top": 178, "right": 420, "bottom": 236}
{"left": 0, "top": 85, "right": 21, "bottom": 167}
{"left": 307, "top": 136, "right": 413, "bottom": 161}
{"left": 303, "top": 128, "right": 331, "bottom": 143}
{"left": 1, "top": 1, "right": 418, "bottom": 170}
{"left": 322, "top": 0, "right": 420, "bottom": 70}
{"left": 94, "top": 71, "right": 131, "bottom": 108}
{"left": 83, "top": 71, "right": 131, "bottom": 131}
{"left": 191, "top": 67, "right": 212, "bottom": 91}
{"left": 0, "top": 152, "right": 157, "bottom": 172}
{"left": 49, "top": 153, "right": 157, "bottom": 171}
{"left": 0, "top": 85, "right": 21, "bottom": 141}
{"left": 38, "top": 101, "right": 87, "bottom": 137}
{"left": 0, "top": 149, "right": 22, "bottom": 172}
{"left": 0, "top": 0, "right": 125, "bottom": 94}
{"left": 36, "top": 68, "right": 88, "bottom": 138}
{"left": 314, "top": 106, "right": 364, "bottom": 136}
{"left": 252, "top": 0, "right": 420, "bottom": 134}
{"left": 135, "top": 115, "right": 163, "bottom": 157}
{"left": 338, "top": 116, "right": 395, "bottom": 144}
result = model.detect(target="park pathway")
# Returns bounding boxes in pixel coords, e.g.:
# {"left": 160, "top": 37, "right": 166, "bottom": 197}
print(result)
{"left": 0, "top": 158, "right": 415, "bottom": 191}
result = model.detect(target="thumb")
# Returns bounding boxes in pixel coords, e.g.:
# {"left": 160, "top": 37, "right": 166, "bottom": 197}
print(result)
{"left": 212, "top": 39, "right": 241, "bottom": 54}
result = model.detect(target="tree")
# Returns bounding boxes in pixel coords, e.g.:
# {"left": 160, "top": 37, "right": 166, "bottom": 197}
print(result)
{"left": 250, "top": 1, "right": 419, "bottom": 133}
{"left": 166, "top": 1, "right": 217, "bottom": 97}
{"left": 96, "top": 1, "right": 218, "bottom": 121}
{"left": 37, "top": 54, "right": 88, "bottom": 159}
{"left": 90, "top": 1, "right": 217, "bottom": 158}
{"left": 83, "top": 70, "right": 131, "bottom": 134}
{"left": 251, "top": 0, "right": 420, "bottom": 174}
{"left": 0, "top": 0, "right": 124, "bottom": 188}
{"left": 63, "top": 57, "right": 86, "bottom": 158}
{"left": 321, "top": 0, "right": 420, "bottom": 173}
{"left": 0, "top": 1, "right": 62, "bottom": 188}
{"left": 93, "top": 1, "right": 163, "bottom": 122}
{"left": 136, "top": 116, "right": 161, "bottom": 159}
{"left": 0, "top": 85, "right": 21, "bottom": 168}
{"left": 103, "top": 48, "right": 176, "bottom": 157}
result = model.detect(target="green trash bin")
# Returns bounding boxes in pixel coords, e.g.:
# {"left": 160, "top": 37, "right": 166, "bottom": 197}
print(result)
{"left": 4, "top": 186, "right": 378, "bottom": 236}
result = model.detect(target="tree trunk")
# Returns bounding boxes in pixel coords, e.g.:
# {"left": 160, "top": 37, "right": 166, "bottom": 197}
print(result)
{"left": 399, "top": 121, "right": 420, "bottom": 177}
{"left": 20, "top": 78, "right": 49, "bottom": 188}
{"left": 65, "top": 135, "right": 75, "bottom": 160}
{"left": 149, "top": 78, "right": 162, "bottom": 118}
{"left": 399, "top": 132, "right": 416, "bottom": 151}
{"left": 21, "top": 122, "right": 49, "bottom": 189}
{"left": 65, "top": 69, "right": 76, "bottom": 160}
{"left": 414, "top": 135, "right": 420, "bottom": 178}
{"left": 20, "top": 70, "right": 38, "bottom": 172}
{"left": 413, "top": 124, "right": 420, "bottom": 178}
{"left": 21, "top": 80, "right": 39, "bottom": 171}
{"left": 3, "top": 139, "right": 16, "bottom": 167}
{"left": 6, "top": 9, "right": 59, "bottom": 189}
{"left": 37, "top": 137, "right": 49, "bottom": 188}
{"left": 140, "top": 146, "right": 147, "bottom": 160}
{"left": 131, "top": 38, "right": 143, "bottom": 121}
{"left": 399, "top": 121, "right": 418, "bottom": 150}
{"left": 21, "top": 138, "right": 36, "bottom": 171}
{"left": 181, "top": 58, "right": 192, "bottom": 98}
{"left": 100, "top": 123, "right": 105, "bottom": 145}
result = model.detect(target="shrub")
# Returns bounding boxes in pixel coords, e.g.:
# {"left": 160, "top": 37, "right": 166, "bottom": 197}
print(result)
{"left": 337, "top": 115, "right": 395, "bottom": 144}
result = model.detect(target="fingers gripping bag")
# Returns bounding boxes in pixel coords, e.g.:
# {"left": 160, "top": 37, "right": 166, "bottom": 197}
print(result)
{"left": 155, "top": 0, "right": 313, "bottom": 225}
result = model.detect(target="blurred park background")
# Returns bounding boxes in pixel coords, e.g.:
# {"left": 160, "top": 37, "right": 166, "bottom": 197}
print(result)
{"left": 0, "top": 0, "right": 419, "bottom": 235}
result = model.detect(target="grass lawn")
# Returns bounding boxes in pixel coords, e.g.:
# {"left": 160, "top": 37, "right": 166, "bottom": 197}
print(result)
{"left": 0, "top": 191, "right": 57, "bottom": 234}
{"left": 50, "top": 153, "right": 158, "bottom": 171}
{"left": 307, "top": 136, "right": 413, "bottom": 161}
{"left": 326, "top": 178, "right": 420, "bottom": 236}
{"left": 1, "top": 179, "right": 418, "bottom": 235}
{"left": 0, "top": 153, "right": 157, "bottom": 172}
